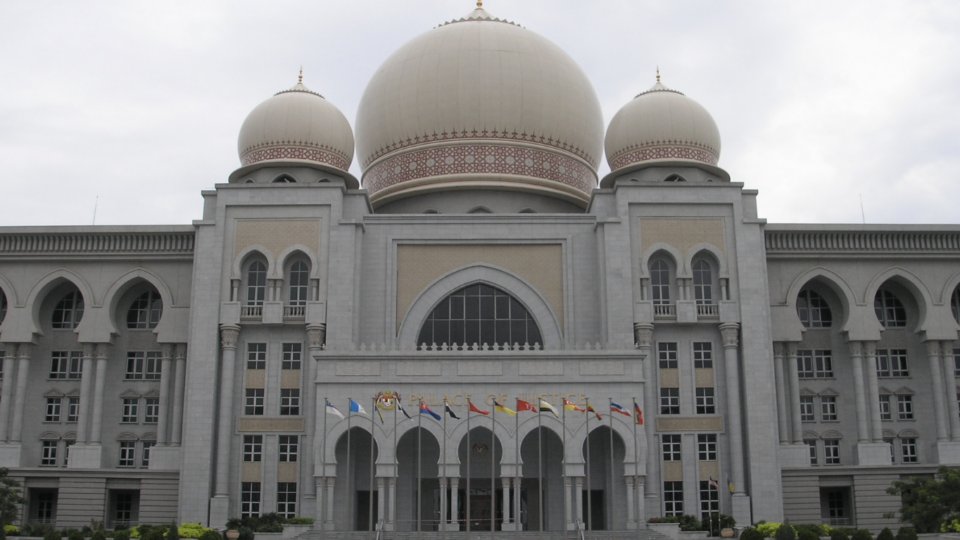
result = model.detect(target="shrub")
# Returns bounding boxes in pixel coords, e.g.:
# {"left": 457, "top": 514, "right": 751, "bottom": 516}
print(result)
{"left": 4, "top": 525, "right": 18, "bottom": 537}
{"left": 895, "top": 527, "right": 917, "bottom": 540}
{"left": 757, "top": 523, "right": 782, "bottom": 538}
{"left": 24, "top": 524, "right": 56, "bottom": 538}
{"left": 142, "top": 528, "right": 166, "bottom": 540}
{"left": 851, "top": 530, "right": 873, "bottom": 540}
{"left": 177, "top": 524, "right": 213, "bottom": 540}
{"left": 741, "top": 528, "right": 765, "bottom": 540}
{"left": 283, "top": 518, "right": 313, "bottom": 525}
{"left": 196, "top": 531, "right": 220, "bottom": 540}
{"left": 776, "top": 523, "right": 797, "bottom": 540}
{"left": 798, "top": 529, "right": 820, "bottom": 540}
{"left": 114, "top": 531, "right": 131, "bottom": 540}
{"left": 44, "top": 530, "right": 62, "bottom": 540}
{"left": 679, "top": 515, "right": 702, "bottom": 532}
{"left": 165, "top": 523, "right": 178, "bottom": 540}
{"left": 91, "top": 531, "right": 107, "bottom": 540}
{"left": 875, "top": 528, "right": 894, "bottom": 540}
{"left": 236, "top": 528, "right": 253, "bottom": 540}
{"left": 67, "top": 531, "right": 84, "bottom": 540}
{"left": 830, "top": 530, "right": 850, "bottom": 540}
{"left": 795, "top": 524, "right": 828, "bottom": 538}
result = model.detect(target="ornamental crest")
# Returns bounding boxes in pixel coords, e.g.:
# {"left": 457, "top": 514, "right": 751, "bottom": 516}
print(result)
{"left": 376, "top": 391, "right": 398, "bottom": 411}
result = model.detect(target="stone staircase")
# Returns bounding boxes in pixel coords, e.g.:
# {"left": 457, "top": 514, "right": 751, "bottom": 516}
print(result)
{"left": 294, "top": 529, "right": 674, "bottom": 540}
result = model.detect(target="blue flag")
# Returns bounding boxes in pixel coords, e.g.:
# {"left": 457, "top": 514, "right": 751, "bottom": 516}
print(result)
{"left": 349, "top": 399, "right": 368, "bottom": 416}
{"left": 420, "top": 402, "right": 442, "bottom": 421}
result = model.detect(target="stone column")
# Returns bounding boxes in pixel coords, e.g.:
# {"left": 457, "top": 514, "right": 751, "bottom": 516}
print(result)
{"left": 720, "top": 324, "right": 746, "bottom": 495}
{"left": 303, "top": 325, "right": 325, "bottom": 506}
{"left": 785, "top": 342, "right": 803, "bottom": 444}
{"left": 502, "top": 478, "right": 511, "bottom": 526}
{"left": 449, "top": 477, "right": 459, "bottom": 529}
{"left": 634, "top": 323, "right": 659, "bottom": 512}
{"left": 848, "top": 342, "right": 871, "bottom": 442}
{"left": 377, "top": 477, "right": 386, "bottom": 528}
{"left": 625, "top": 476, "right": 636, "bottom": 528}
{"left": 171, "top": 344, "right": 187, "bottom": 446}
{"left": 214, "top": 325, "right": 240, "bottom": 498}
{"left": 157, "top": 344, "right": 174, "bottom": 446}
{"left": 941, "top": 341, "right": 960, "bottom": 441}
{"left": 388, "top": 476, "right": 397, "bottom": 529}
{"left": 925, "top": 341, "right": 949, "bottom": 441}
{"left": 314, "top": 479, "right": 324, "bottom": 530}
{"left": 75, "top": 343, "right": 96, "bottom": 444}
{"left": 439, "top": 477, "right": 448, "bottom": 529}
{"left": 89, "top": 344, "right": 109, "bottom": 444}
{"left": 10, "top": 344, "right": 32, "bottom": 442}
{"left": 864, "top": 342, "right": 883, "bottom": 442}
{"left": 0, "top": 345, "right": 18, "bottom": 442}
{"left": 574, "top": 477, "right": 584, "bottom": 523}
{"left": 513, "top": 475, "right": 521, "bottom": 529}
{"left": 564, "top": 476, "right": 573, "bottom": 530}
{"left": 326, "top": 478, "right": 336, "bottom": 530}
{"left": 773, "top": 343, "right": 789, "bottom": 444}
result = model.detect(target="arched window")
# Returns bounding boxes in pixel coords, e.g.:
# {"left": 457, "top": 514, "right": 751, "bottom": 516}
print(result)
{"left": 0, "top": 290, "right": 6, "bottom": 325}
{"left": 52, "top": 290, "right": 84, "bottom": 329}
{"left": 797, "top": 289, "right": 832, "bottom": 328}
{"left": 664, "top": 174, "right": 687, "bottom": 182}
{"left": 127, "top": 290, "right": 163, "bottom": 329}
{"left": 692, "top": 259, "right": 713, "bottom": 304}
{"left": 272, "top": 174, "right": 296, "bottom": 183}
{"left": 422, "top": 209, "right": 441, "bottom": 214}
{"left": 246, "top": 261, "right": 267, "bottom": 306}
{"left": 874, "top": 289, "right": 906, "bottom": 328}
{"left": 467, "top": 206, "right": 493, "bottom": 214}
{"left": 288, "top": 261, "right": 309, "bottom": 306}
{"left": 952, "top": 286, "right": 960, "bottom": 324}
{"left": 417, "top": 284, "right": 542, "bottom": 347}
{"left": 650, "top": 260, "right": 671, "bottom": 305}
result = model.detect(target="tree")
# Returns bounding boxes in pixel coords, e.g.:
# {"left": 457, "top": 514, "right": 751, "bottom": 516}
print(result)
{"left": 886, "top": 466, "right": 960, "bottom": 533}
{"left": 0, "top": 468, "right": 24, "bottom": 526}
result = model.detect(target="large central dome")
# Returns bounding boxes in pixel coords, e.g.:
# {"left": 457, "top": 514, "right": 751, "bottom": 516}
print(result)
{"left": 355, "top": 7, "right": 604, "bottom": 208}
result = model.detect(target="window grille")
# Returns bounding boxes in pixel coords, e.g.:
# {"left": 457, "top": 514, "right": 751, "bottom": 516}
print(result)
{"left": 417, "top": 284, "right": 542, "bottom": 348}
{"left": 658, "top": 342, "right": 678, "bottom": 369}
{"left": 797, "top": 289, "right": 832, "bottom": 328}
{"left": 695, "top": 388, "right": 716, "bottom": 415}
{"left": 693, "top": 342, "right": 713, "bottom": 368}
{"left": 662, "top": 434, "right": 681, "bottom": 461}
{"left": 660, "top": 388, "right": 680, "bottom": 415}
{"left": 697, "top": 434, "right": 717, "bottom": 461}
{"left": 127, "top": 290, "right": 163, "bottom": 329}
{"left": 52, "top": 291, "right": 84, "bottom": 329}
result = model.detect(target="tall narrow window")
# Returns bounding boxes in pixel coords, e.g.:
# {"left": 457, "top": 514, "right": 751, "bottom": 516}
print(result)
{"left": 41, "top": 441, "right": 58, "bottom": 466}
{"left": 662, "top": 434, "right": 682, "bottom": 461}
{"left": 281, "top": 344, "right": 302, "bottom": 370}
{"left": 660, "top": 388, "right": 680, "bottom": 415}
{"left": 118, "top": 441, "right": 136, "bottom": 467}
{"left": 897, "top": 395, "right": 914, "bottom": 420}
{"left": 874, "top": 289, "right": 906, "bottom": 327}
{"left": 692, "top": 260, "right": 713, "bottom": 304}
{"left": 879, "top": 395, "right": 892, "bottom": 420}
{"left": 277, "top": 482, "right": 297, "bottom": 518}
{"left": 417, "top": 284, "right": 542, "bottom": 348}
{"left": 693, "top": 342, "right": 713, "bottom": 368}
{"left": 699, "top": 481, "right": 719, "bottom": 523}
{"left": 288, "top": 261, "right": 309, "bottom": 306}
{"left": 144, "top": 398, "right": 160, "bottom": 423}
{"left": 45, "top": 398, "right": 62, "bottom": 422}
{"left": 658, "top": 342, "right": 678, "bottom": 368}
{"left": 695, "top": 388, "right": 716, "bottom": 415}
{"left": 697, "top": 434, "right": 717, "bottom": 460}
{"left": 901, "top": 438, "right": 918, "bottom": 463}
{"left": 820, "top": 396, "right": 838, "bottom": 421}
{"left": 126, "top": 290, "right": 163, "bottom": 329}
{"left": 280, "top": 389, "right": 300, "bottom": 416}
{"left": 52, "top": 290, "right": 84, "bottom": 329}
{"left": 142, "top": 441, "right": 154, "bottom": 467}
{"left": 241, "top": 482, "right": 262, "bottom": 518}
{"left": 664, "top": 481, "right": 684, "bottom": 516}
{"left": 121, "top": 399, "right": 139, "bottom": 423}
{"left": 245, "top": 389, "right": 265, "bottom": 416}
{"left": 797, "top": 289, "right": 832, "bottom": 328}
{"left": 246, "top": 261, "right": 267, "bottom": 306}
{"left": 243, "top": 435, "right": 263, "bottom": 462}
{"left": 247, "top": 343, "right": 267, "bottom": 370}
{"left": 805, "top": 439, "right": 818, "bottom": 465}
{"left": 800, "top": 396, "right": 815, "bottom": 422}
{"left": 278, "top": 435, "right": 299, "bottom": 462}
{"left": 67, "top": 397, "right": 80, "bottom": 422}
{"left": 824, "top": 439, "right": 841, "bottom": 465}
{"left": 650, "top": 260, "right": 671, "bottom": 305}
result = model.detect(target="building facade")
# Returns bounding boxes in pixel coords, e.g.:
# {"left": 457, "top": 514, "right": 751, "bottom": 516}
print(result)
{"left": 0, "top": 4, "right": 958, "bottom": 534}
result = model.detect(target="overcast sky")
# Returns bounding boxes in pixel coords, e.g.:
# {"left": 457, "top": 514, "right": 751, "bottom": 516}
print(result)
{"left": 1, "top": 1, "right": 958, "bottom": 227}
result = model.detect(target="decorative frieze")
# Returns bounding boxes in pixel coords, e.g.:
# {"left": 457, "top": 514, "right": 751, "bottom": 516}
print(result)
{"left": 0, "top": 229, "right": 194, "bottom": 256}
{"left": 765, "top": 228, "right": 960, "bottom": 255}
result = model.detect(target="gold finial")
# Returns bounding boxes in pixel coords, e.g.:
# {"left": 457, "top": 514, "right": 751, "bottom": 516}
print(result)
{"left": 477, "top": 0, "right": 483, "bottom": 8}
{"left": 298, "top": 66, "right": 303, "bottom": 84}
{"left": 656, "top": 66, "right": 661, "bottom": 83}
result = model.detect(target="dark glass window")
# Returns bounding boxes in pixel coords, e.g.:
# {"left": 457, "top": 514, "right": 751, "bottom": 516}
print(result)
{"left": 874, "top": 289, "right": 906, "bottom": 327}
{"left": 797, "top": 289, "right": 832, "bottom": 328}
{"left": 650, "top": 260, "right": 671, "bottom": 305}
{"left": 952, "top": 287, "right": 960, "bottom": 324}
{"left": 126, "top": 290, "right": 163, "bottom": 329}
{"left": 417, "top": 284, "right": 542, "bottom": 348}
{"left": 52, "top": 290, "right": 84, "bottom": 329}
{"left": 246, "top": 261, "right": 267, "bottom": 306}
{"left": 0, "top": 290, "right": 6, "bottom": 325}
{"left": 288, "top": 261, "right": 309, "bottom": 306}
{"left": 692, "top": 260, "right": 713, "bottom": 304}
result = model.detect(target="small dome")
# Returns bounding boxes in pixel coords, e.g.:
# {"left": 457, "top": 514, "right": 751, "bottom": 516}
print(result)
{"left": 355, "top": 6, "right": 605, "bottom": 208}
{"left": 603, "top": 77, "right": 724, "bottom": 185}
{"left": 236, "top": 76, "right": 356, "bottom": 181}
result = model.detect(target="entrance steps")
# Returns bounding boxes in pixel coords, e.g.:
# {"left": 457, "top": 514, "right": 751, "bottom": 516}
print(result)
{"left": 295, "top": 529, "right": 674, "bottom": 540}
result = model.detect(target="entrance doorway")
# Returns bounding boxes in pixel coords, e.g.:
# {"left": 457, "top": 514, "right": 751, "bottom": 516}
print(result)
{"left": 582, "top": 490, "right": 605, "bottom": 530}
{"left": 459, "top": 488, "right": 502, "bottom": 531}
{"left": 355, "top": 490, "right": 379, "bottom": 531}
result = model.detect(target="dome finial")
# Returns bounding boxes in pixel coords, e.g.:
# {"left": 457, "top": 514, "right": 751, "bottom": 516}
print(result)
{"left": 476, "top": 0, "right": 483, "bottom": 8}
{"left": 298, "top": 66, "right": 303, "bottom": 84}
{"left": 656, "top": 66, "right": 661, "bottom": 84}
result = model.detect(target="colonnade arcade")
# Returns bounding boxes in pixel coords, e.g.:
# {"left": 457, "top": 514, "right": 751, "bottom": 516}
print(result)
{"left": 316, "top": 410, "right": 640, "bottom": 532}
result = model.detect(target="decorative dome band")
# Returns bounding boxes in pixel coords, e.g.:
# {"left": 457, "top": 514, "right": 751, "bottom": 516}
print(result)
{"left": 363, "top": 143, "right": 596, "bottom": 198}
{"left": 608, "top": 141, "right": 719, "bottom": 172}
{"left": 240, "top": 141, "right": 352, "bottom": 172}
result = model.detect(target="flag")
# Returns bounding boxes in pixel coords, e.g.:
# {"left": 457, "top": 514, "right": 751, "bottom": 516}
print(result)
{"left": 611, "top": 402, "right": 631, "bottom": 416}
{"left": 494, "top": 399, "right": 517, "bottom": 416}
{"left": 539, "top": 399, "right": 559, "bottom": 418}
{"left": 420, "top": 402, "right": 442, "bottom": 421}
{"left": 469, "top": 401, "right": 490, "bottom": 416}
{"left": 349, "top": 399, "right": 368, "bottom": 416}
{"left": 376, "top": 407, "right": 385, "bottom": 424}
{"left": 727, "top": 477, "right": 735, "bottom": 493}
{"left": 634, "top": 403, "right": 644, "bottom": 425}
{"left": 709, "top": 476, "right": 720, "bottom": 490}
{"left": 444, "top": 401, "right": 461, "bottom": 419}
{"left": 516, "top": 399, "right": 537, "bottom": 413}
{"left": 325, "top": 399, "right": 344, "bottom": 420}
{"left": 585, "top": 403, "right": 602, "bottom": 421}
{"left": 563, "top": 398, "right": 584, "bottom": 412}
{"left": 396, "top": 399, "right": 412, "bottom": 419}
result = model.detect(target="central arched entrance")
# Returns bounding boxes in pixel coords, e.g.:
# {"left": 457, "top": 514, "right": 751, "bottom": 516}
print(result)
{"left": 582, "top": 425, "right": 627, "bottom": 531}
{"left": 396, "top": 426, "right": 440, "bottom": 531}
{"left": 334, "top": 427, "right": 379, "bottom": 531}
{"left": 458, "top": 426, "right": 503, "bottom": 531}
{"left": 520, "top": 426, "right": 564, "bottom": 531}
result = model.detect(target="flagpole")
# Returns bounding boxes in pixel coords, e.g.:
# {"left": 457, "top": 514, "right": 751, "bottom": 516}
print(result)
{"left": 562, "top": 397, "right": 568, "bottom": 540}
{"left": 467, "top": 398, "right": 472, "bottom": 535}
{"left": 537, "top": 397, "right": 544, "bottom": 537}
{"left": 515, "top": 397, "right": 520, "bottom": 532}
{"left": 370, "top": 397, "right": 376, "bottom": 532}
{"left": 633, "top": 398, "right": 640, "bottom": 540}
{"left": 393, "top": 397, "right": 399, "bottom": 539}
{"left": 417, "top": 397, "right": 423, "bottom": 538}
{"left": 347, "top": 398, "right": 353, "bottom": 529}
{"left": 442, "top": 400, "right": 447, "bottom": 540}
{"left": 585, "top": 397, "right": 592, "bottom": 532}
{"left": 321, "top": 397, "right": 327, "bottom": 540}
{"left": 609, "top": 398, "right": 615, "bottom": 532}
{"left": 491, "top": 397, "right": 496, "bottom": 540}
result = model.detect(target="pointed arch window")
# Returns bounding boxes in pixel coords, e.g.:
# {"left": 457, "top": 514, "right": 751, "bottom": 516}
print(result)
{"left": 0, "top": 290, "right": 6, "bottom": 325}
{"left": 52, "top": 290, "right": 84, "bottom": 329}
{"left": 127, "top": 290, "right": 163, "bottom": 329}
{"left": 951, "top": 286, "right": 960, "bottom": 324}
{"left": 650, "top": 259, "right": 672, "bottom": 305}
{"left": 874, "top": 289, "right": 906, "bottom": 328}
{"left": 692, "top": 259, "right": 713, "bottom": 305}
{"left": 246, "top": 261, "right": 267, "bottom": 306}
{"left": 797, "top": 289, "right": 832, "bottom": 328}
{"left": 417, "top": 284, "right": 542, "bottom": 348}
{"left": 272, "top": 174, "right": 296, "bottom": 183}
{"left": 288, "top": 260, "right": 309, "bottom": 306}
